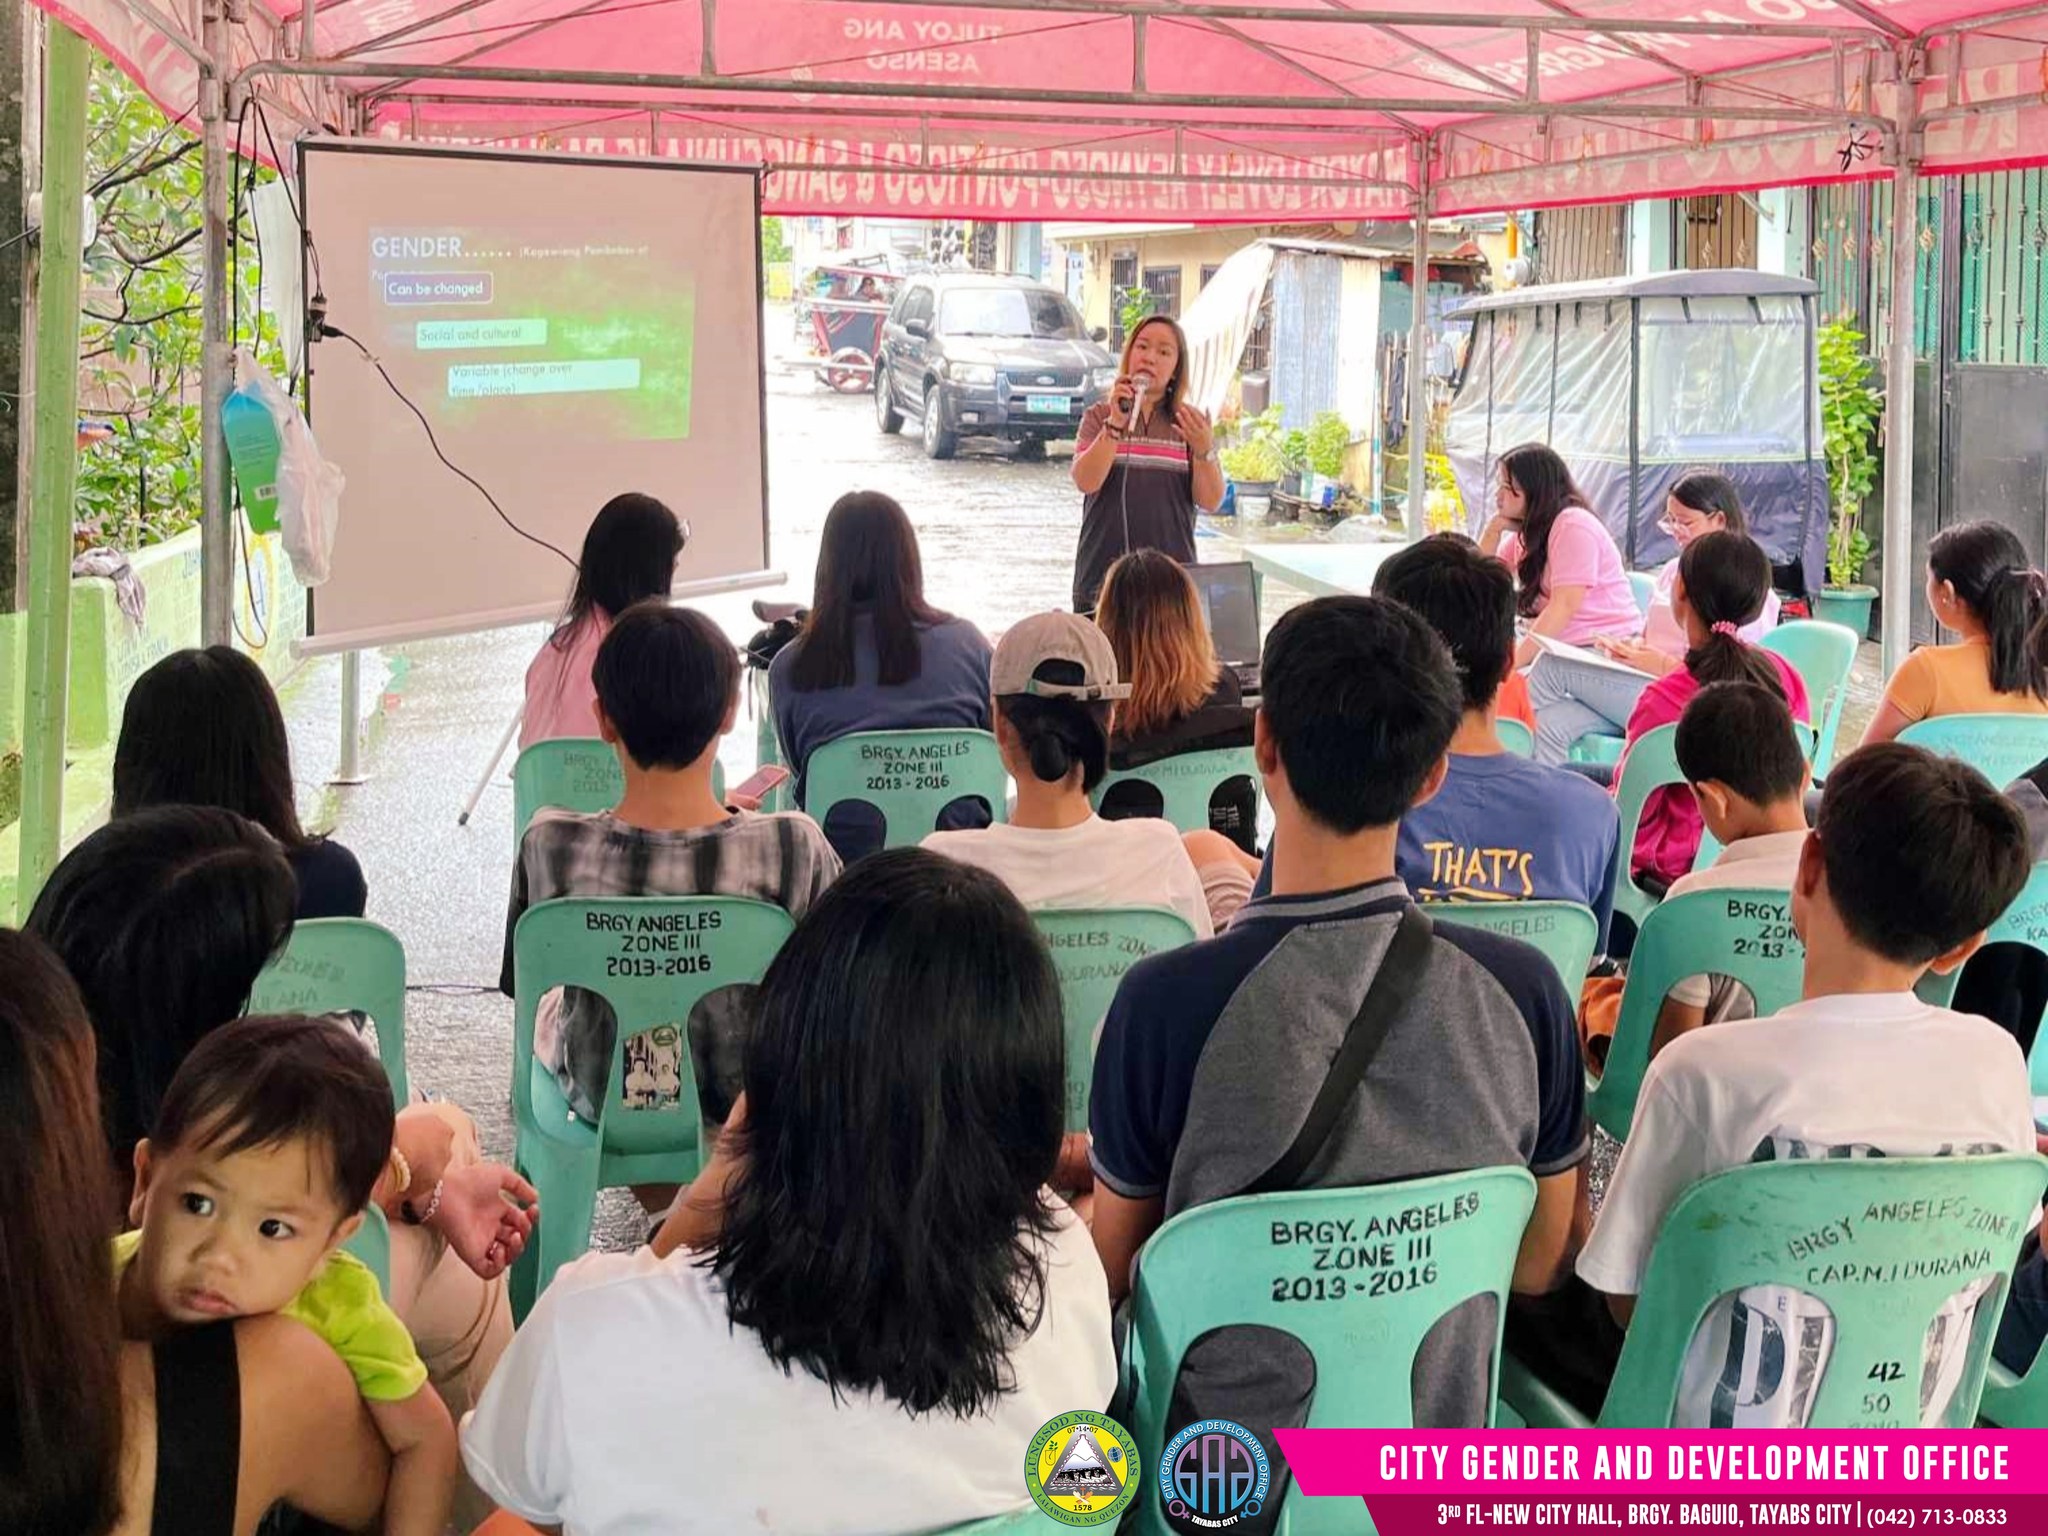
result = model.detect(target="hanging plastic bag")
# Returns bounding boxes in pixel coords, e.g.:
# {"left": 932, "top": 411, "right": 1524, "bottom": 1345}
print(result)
{"left": 229, "top": 349, "right": 345, "bottom": 586}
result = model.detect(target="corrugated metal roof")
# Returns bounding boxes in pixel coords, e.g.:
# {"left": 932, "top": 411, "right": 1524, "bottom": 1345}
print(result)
{"left": 1449, "top": 270, "right": 1820, "bottom": 317}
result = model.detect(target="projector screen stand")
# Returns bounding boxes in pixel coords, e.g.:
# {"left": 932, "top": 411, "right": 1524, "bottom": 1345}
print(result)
{"left": 458, "top": 704, "right": 525, "bottom": 828}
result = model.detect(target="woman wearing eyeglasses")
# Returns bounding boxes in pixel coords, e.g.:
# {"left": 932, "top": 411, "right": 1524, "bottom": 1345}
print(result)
{"left": 1523, "top": 470, "right": 1780, "bottom": 765}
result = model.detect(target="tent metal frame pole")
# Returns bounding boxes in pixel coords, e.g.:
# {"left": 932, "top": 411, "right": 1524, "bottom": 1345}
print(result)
{"left": 199, "top": 0, "right": 233, "bottom": 647}
{"left": 1405, "top": 137, "right": 1431, "bottom": 543}
{"left": 17, "top": 18, "right": 90, "bottom": 913}
{"left": 234, "top": 58, "right": 1879, "bottom": 126}
{"left": 1879, "top": 54, "right": 1922, "bottom": 679}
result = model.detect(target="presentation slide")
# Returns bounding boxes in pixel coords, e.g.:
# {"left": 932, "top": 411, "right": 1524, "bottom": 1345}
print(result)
{"left": 300, "top": 143, "right": 768, "bottom": 653}
{"left": 368, "top": 225, "right": 693, "bottom": 440}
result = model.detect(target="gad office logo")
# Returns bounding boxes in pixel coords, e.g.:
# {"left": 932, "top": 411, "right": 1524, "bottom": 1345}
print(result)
{"left": 1023, "top": 1410, "right": 1140, "bottom": 1526}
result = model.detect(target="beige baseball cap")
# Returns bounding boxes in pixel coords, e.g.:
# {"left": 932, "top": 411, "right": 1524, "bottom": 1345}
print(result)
{"left": 991, "top": 612, "right": 1133, "bottom": 701}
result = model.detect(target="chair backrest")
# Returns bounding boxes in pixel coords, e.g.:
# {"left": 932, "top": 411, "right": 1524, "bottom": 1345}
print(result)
{"left": 1032, "top": 907, "right": 1199, "bottom": 1131}
{"left": 1919, "top": 861, "right": 2048, "bottom": 1095}
{"left": 1628, "top": 569, "right": 1656, "bottom": 621}
{"left": 1588, "top": 885, "right": 1808, "bottom": 1141}
{"left": 511, "top": 896, "right": 795, "bottom": 1160}
{"left": 1900, "top": 713, "right": 2048, "bottom": 793}
{"left": 513, "top": 738, "right": 724, "bottom": 851}
{"left": 1122, "top": 1171, "right": 1536, "bottom": 1534}
{"left": 1601, "top": 1155, "right": 2048, "bottom": 1427}
{"left": 1090, "top": 746, "right": 1260, "bottom": 837}
{"left": 802, "top": 729, "right": 1009, "bottom": 850}
{"left": 1431, "top": 901, "right": 1599, "bottom": 993}
{"left": 1495, "top": 718, "right": 1535, "bottom": 758}
{"left": 1606, "top": 723, "right": 1685, "bottom": 927}
{"left": 748, "top": 667, "right": 794, "bottom": 813}
{"left": 248, "top": 918, "right": 409, "bottom": 1106}
{"left": 341, "top": 1202, "right": 393, "bottom": 1294}
{"left": 1762, "top": 619, "right": 1859, "bottom": 778}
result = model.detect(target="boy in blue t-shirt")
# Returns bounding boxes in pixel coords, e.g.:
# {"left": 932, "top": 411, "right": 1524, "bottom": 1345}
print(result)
{"left": 1250, "top": 536, "right": 1621, "bottom": 954}
{"left": 1377, "top": 535, "right": 1621, "bottom": 952}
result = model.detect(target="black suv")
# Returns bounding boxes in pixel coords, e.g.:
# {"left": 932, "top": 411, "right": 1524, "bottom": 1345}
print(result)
{"left": 875, "top": 273, "right": 1117, "bottom": 460}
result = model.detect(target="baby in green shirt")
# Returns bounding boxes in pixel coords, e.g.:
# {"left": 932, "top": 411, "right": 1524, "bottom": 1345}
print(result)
{"left": 116, "top": 1014, "right": 454, "bottom": 1536}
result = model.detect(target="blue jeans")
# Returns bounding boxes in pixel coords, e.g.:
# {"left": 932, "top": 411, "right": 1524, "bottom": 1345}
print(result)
{"left": 1526, "top": 652, "right": 1654, "bottom": 766}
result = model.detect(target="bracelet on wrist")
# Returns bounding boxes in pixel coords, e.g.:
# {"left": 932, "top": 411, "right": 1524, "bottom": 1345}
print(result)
{"left": 401, "top": 1177, "right": 444, "bottom": 1227}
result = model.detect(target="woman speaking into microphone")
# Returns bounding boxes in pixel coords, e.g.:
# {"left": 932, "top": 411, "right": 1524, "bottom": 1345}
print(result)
{"left": 1070, "top": 315, "right": 1221, "bottom": 614}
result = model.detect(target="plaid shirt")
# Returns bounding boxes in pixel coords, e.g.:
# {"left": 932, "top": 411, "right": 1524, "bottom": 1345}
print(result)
{"left": 502, "top": 808, "right": 841, "bottom": 1121}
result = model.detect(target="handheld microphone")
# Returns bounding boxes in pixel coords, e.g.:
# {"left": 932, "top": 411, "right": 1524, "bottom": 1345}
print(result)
{"left": 1125, "top": 370, "right": 1154, "bottom": 431}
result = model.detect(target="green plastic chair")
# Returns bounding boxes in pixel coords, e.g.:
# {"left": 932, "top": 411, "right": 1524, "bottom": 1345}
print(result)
{"left": 508, "top": 895, "right": 795, "bottom": 1318}
{"left": 341, "top": 1202, "right": 393, "bottom": 1294}
{"left": 803, "top": 728, "right": 1009, "bottom": 851}
{"left": 1981, "top": 1353, "right": 2048, "bottom": 1428}
{"left": 513, "top": 738, "right": 724, "bottom": 852}
{"left": 248, "top": 918, "right": 408, "bottom": 1107}
{"left": 1432, "top": 900, "right": 1599, "bottom": 994}
{"left": 1502, "top": 1155, "right": 2048, "bottom": 1428}
{"left": 1762, "top": 619, "right": 1859, "bottom": 778}
{"left": 1032, "top": 907, "right": 1198, "bottom": 1131}
{"left": 1628, "top": 570, "right": 1656, "bottom": 621}
{"left": 1914, "top": 861, "right": 2048, "bottom": 1094}
{"left": 1121, "top": 1170, "right": 1537, "bottom": 1535}
{"left": 1900, "top": 714, "right": 2048, "bottom": 794}
{"left": 1589, "top": 885, "right": 1807, "bottom": 1141}
{"left": 1091, "top": 746, "right": 1260, "bottom": 837}
{"left": 1495, "top": 718, "right": 1535, "bottom": 758}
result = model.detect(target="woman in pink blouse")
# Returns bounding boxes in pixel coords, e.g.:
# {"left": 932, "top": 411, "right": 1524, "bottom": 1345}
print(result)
{"left": 1479, "top": 444, "right": 1641, "bottom": 679}
{"left": 521, "top": 493, "right": 685, "bottom": 749}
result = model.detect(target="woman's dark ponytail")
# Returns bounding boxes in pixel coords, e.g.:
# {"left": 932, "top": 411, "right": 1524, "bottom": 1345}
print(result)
{"left": 1679, "top": 531, "right": 1784, "bottom": 697}
{"left": 1979, "top": 565, "right": 2048, "bottom": 700}
{"left": 995, "top": 659, "right": 1111, "bottom": 790}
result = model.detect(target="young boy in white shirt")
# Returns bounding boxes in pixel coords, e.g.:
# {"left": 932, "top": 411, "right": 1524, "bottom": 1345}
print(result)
{"left": 1571, "top": 742, "right": 2036, "bottom": 1427}
{"left": 1649, "top": 681, "right": 1814, "bottom": 1057}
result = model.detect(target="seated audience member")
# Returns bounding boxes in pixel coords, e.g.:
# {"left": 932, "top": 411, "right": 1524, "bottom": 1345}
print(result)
{"left": 522, "top": 492, "right": 684, "bottom": 750}
{"left": 1647, "top": 682, "right": 1814, "bottom": 1059}
{"left": 28, "top": 807, "right": 532, "bottom": 1439}
{"left": 118, "top": 1015, "right": 454, "bottom": 1536}
{"left": 1088, "top": 596, "right": 1588, "bottom": 1432}
{"left": 769, "top": 491, "right": 993, "bottom": 862}
{"left": 503, "top": 602, "right": 841, "bottom": 1129}
{"left": 115, "top": 646, "right": 366, "bottom": 920}
{"left": 921, "top": 611, "right": 1219, "bottom": 938}
{"left": 0, "top": 928, "right": 390, "bottom": 1536}
{"left": 1616, "top": 530, "right": 1809, "bottom": 891}
{"left": 1374, "top": 534, "right": 1620, "bottom": 955}
{"left": 1527, "top": 472, "right": 1778, "bottom": 763}
{"left": 1952, "top": 755, "right": 2048, "bottom": 1055}
{"left": 1478, "top": 442, "right": 1640, "bottom": 673}
{"left": 1093, "top": 550, "right": 1258, "bottom": 853}
{"left": 464, "top": 851, "right": 1115, "bottom": 1535}
{"left": 1561, "top": 744, "right": 2033, "bottom": 1426}
{"left": 1863, "top": 519, "right": 2048, "bottom": 746}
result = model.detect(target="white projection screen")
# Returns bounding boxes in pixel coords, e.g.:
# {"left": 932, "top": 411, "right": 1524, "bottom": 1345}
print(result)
{"left": 299, "top": 141, "right": 771, "bottom": 653}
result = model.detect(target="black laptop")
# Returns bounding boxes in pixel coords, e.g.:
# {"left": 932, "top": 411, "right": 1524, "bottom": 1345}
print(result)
{"left": 1184, "top": 559, "right": 1262, "bottom": 697}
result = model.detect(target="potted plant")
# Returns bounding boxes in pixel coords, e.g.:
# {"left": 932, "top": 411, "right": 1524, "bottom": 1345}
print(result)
{"left": 1814, "top": 322, "right": 1882, "bottom": 638}
{"left": 1219, "top": 405, "right": 1285, "bottom": 505}
{"left": 1304, "top": 411, "right": 1351, "bottom": 505}
{"left": 1278, "top": 428, "right": 1311, "bottom": 499}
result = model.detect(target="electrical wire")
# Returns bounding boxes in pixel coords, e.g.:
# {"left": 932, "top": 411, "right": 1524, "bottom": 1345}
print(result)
{"left": 321, "top": 323, "right": 579, "bottom": 571}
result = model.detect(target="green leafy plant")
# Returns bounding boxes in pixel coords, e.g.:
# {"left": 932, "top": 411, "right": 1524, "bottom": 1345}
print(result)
{"left": 1117, "top": 285, "right": 1155, "bottom": 338}
{"left": 1306, "top": 411, "right": 1350, "bottom": 480}
{"left": 73, "top": 60, "right": 285, "bottom": 554}
{"left": 760, "top": 215, "right": 791, "bottom": 267}
{"left": 1279, "top": 429, "right": 1310, "bottom": 479}
{"left": 1218, "top": 405, "right": 1285, "bottom": 483}
{"left": 1819, "top": 322, "right": 1882, "bottom": 590}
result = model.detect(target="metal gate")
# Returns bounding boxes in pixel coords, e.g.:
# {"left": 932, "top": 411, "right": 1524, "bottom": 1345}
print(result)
{"left": 1813, "top": 173, "right": 2048, "bottom": 644}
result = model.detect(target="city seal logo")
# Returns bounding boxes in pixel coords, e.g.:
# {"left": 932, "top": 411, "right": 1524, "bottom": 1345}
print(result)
{"left": 1159, "top": 1418, "right": 1270, "bottom": 1531}
{"left": 1024, "top": 1410, "right": 1140, "bottom": 1526}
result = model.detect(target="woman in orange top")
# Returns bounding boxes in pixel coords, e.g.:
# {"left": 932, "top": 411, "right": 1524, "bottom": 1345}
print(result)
{"left": 1862, "top": 520, "right": 2048, "bottom": 747}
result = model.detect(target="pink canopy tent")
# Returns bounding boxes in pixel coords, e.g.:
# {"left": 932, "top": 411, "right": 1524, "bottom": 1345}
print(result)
{"left": 26, "top": 0, "right": 2048, "bottom": 671}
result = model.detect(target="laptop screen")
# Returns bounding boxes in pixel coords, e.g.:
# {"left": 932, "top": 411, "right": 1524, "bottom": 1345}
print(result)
{"left": 1184, "top": 560, "right": 1261, "bottom": 668}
